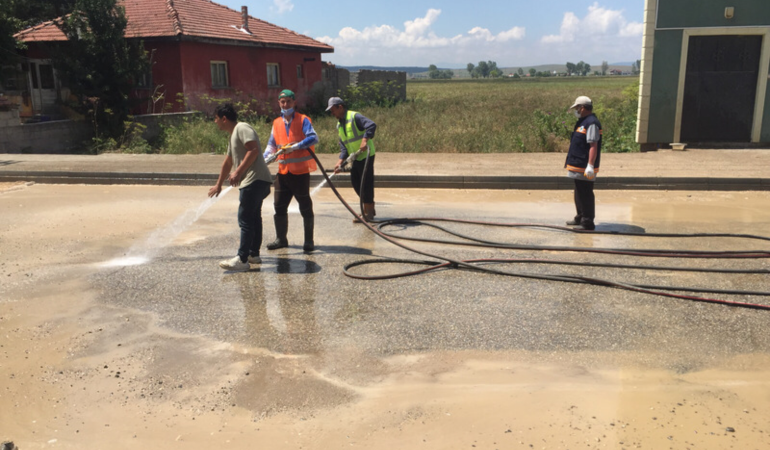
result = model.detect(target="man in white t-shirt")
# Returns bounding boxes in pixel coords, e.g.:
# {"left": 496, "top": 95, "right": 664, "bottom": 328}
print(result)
{"left": 208, "top": 103, "right": 273, "bottom": 271}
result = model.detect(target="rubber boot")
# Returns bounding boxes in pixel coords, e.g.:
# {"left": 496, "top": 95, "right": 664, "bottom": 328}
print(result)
{"left": 266, "top": 215, "right": 289, "bottom": 250}
{"left": 302, "top": 215, "right": 314, "bottom": 252}
{"left": 363, "top": 203, "right": 375, "bottom": 222}
{"left": 566, "top": 215, "right": 582, "bottom": 226}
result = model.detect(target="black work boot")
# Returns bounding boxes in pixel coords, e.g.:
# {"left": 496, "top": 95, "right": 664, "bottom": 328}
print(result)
{"left": 566, "top": 215, "right": 582, "bottom": 226}
{"left": 302, "top": 215, "right": 314, "bottom": 252}
{"left": 266, "top": 215, "right": 289, "bottom": 250}
{"left": 573, "top": 219, "right": 595, "bottom": 231}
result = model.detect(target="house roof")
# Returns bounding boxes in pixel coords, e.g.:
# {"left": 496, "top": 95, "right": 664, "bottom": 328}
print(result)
{"left": 14, "top": 0, "right": 333, "bottom": 53}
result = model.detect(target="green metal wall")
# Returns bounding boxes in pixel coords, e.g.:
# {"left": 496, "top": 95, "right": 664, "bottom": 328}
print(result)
{"left": 763, "top": 81, "right": 770, "bottom": 142}
{"left": 657, "top": 0, "right": 770, "bottom": 29}
{"left": 647, "top": 30, "right": 683, "bottom": 143}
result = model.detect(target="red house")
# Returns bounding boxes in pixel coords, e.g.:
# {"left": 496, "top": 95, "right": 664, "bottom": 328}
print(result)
{"left": 14, "top": 0, "right": 334, "bottom": 116}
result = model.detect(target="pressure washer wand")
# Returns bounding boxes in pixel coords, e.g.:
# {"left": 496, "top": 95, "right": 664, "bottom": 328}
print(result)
{"left": 338, "top": 146, "right": 368, "bottom": 172}
{"left": 264, "top": 143, "right": 297, "bottom": 165}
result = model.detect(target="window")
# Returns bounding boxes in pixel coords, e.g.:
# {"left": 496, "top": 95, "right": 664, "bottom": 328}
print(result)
{"left": 210, "top": 61, "right": 229, "bottom": 88}
{"left": 136, "top": 68, "right": 153, "bottom": 89}
{"left": 267, "top": 63, "right": 280, "bottom": 87}
{"left": 296, "top": 64, "right": 303, "bottom": 79}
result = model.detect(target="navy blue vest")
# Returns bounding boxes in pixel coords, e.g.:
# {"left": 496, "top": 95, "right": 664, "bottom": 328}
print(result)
{"left": 565, "top": 114, "right": 602, "bottom": 170}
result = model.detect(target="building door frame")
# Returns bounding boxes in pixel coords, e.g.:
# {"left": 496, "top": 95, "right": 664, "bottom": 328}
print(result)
{"left": 674, "top": 27, "right": 770, "bottom": 143}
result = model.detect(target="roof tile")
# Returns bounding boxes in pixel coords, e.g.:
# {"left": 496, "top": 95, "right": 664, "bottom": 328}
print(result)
{"left": 15, "top": 0, "right": 333, "bottom": 52}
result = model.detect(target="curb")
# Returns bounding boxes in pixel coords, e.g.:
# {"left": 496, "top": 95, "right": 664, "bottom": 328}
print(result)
{"left": 1, "top": 171, "right": 768, "bottom": 190}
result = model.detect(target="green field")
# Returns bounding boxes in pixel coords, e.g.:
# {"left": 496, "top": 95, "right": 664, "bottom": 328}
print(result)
{"left": 154, "top": 77, "right": 640, "bottom": 155}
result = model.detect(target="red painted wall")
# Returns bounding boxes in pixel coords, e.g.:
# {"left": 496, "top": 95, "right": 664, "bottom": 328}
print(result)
{"left": 133, "top": 40, "right": 184, "bottom": 114}
{"left": 176, "top": 41, "right": 324, "bottom": 114}
{"left": 25, "top": 39, "right": 326, "bottom": 115}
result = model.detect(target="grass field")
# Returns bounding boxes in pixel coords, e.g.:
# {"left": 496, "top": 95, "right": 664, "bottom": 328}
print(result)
{"left": 153, "top": 76, "right": 640, "bottom": 155}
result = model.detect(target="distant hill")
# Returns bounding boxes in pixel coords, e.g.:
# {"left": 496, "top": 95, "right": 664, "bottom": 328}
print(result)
{"left": 339, "top": 66, "right": 429, "bottom": 75}
{"left": 337, "top": 64, "right": 634, "bottom": 78}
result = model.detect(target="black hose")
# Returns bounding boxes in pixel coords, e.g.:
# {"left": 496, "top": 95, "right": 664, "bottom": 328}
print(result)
{"left": 308, "top": 151, "right": 770, "bottom": 311}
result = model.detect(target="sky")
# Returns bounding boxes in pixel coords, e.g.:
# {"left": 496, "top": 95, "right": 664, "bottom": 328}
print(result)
{"left": 215, "top": 0, "right": 646, "bottom": 68}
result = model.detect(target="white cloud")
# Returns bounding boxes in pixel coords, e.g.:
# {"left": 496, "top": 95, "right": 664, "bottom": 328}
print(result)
{"left": 316, "top": 5, "right": 641, "bottom": 67}
{"left": 317, "top": 9, "right": 525, "bottom": 64}
{"left": 271, "top": 0, "right": 294, "bottom": 14}
{"left": 542, "top": 3, "right": 642, "bottom": 43}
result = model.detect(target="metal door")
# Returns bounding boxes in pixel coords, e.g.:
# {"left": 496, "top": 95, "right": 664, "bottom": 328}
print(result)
{"left": 680, "top": 35, "right": 762, "bottom": 142}
{"left": 27, "top": 60, "right": 59, "bottom": 115}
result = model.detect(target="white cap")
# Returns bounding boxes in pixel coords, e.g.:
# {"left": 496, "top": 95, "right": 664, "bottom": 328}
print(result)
{"left": 569, "top": 95, "right": 592, "bottom": 110}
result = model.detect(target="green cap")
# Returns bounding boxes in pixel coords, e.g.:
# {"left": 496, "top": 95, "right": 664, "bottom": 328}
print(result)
{"left": 278, "top": 89, "right": 295, "bottom": 99}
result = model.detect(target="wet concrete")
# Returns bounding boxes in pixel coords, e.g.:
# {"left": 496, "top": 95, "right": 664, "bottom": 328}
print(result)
{"left": 2, "top": 183, "right": 770, "bottom": 449}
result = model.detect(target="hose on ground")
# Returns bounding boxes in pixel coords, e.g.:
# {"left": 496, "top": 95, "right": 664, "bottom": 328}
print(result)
{"left": 309, "top": 150, "right": 770, "bottom": 311}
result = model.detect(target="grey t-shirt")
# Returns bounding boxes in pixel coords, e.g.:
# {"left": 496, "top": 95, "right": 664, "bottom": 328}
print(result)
{"left": 228, "top": 122, "right": 272, "bottom": 188}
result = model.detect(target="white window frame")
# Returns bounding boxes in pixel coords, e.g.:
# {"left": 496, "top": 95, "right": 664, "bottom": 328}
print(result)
{"left": 210, "top": 61, "right": 229, "bottom": 88}
{"left": 267, "top": 63, "right": 280, "bottom": 87}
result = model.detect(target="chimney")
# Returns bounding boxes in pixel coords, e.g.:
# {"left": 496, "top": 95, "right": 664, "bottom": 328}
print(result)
{"left": 241, "top": 6, "right": 249, "bottom": 32}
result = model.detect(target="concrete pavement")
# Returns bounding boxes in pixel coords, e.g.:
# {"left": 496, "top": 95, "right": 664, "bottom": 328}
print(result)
{"left": 1, "top": 149, "right": 769, "bottom": 190}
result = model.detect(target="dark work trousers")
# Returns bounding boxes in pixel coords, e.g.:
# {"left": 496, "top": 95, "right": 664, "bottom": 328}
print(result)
{"left": 573, "top": 178, "right": 595, "bottom": 222}
{"left": 238, "top": 180, "right": 271, "bottom": 261}
{"left": 273, "top": 172, "right": 313, "bottom": 218}
{"left": 350, "top": 155, "right": 375, "bottom": 203}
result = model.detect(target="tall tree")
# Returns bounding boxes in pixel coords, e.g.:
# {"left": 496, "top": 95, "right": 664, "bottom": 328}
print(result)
{"left": 601, "top": 60, "right": 609, "bottom": 76}
{"left": 1, "top": 0, "right": 76, "bottom": 72}
{"left": 517, "top": 67, "right": 524, "bottom": 76}
{"left": 565, "top": 62, "right": 576, "bottom": 75}
{"left": 466, "top": 62, "right": 475, "bottom": 78}
{"left": 476, "top": 60, "right": 490, "bottom": 78}
{"left": 582, "top": 62, "right": 591, "bottom": 76}
{"left": 528, "top": 68, "right": 536, "bottom": 77}
{"left": 55, "top": 0, "right": 149, "bottom": 138}
{"left": 428, "top": 64, "right": 440, "bottom": 79}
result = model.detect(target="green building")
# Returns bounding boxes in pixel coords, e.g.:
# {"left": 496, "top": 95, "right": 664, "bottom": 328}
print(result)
{"left": 637, "top": 0, "right": 770, "bottom": 149}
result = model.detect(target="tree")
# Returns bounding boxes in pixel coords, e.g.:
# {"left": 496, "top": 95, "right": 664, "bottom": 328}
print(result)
{"left": 517, "top": 67, "right": 524, "bottom": 76}
{"left": 565, "top": 62, "right": 576, "bottom": 75}
{"left": 489, "top": 69, "right": 502, "bottom": 78}
{"left": 441, "top": 69, "right": 453, "bottom": 79}
{"left": 601, "top": 60, "right": 609, "bottom": 76}
{"left": 632, "top": 59, "right": 642, "bottom": 74}
{"left": 1, "top": 0, "right": 77, "bottom": 76}
{"left": 476, "top": 60, "right": 489, "bottom": 78}
{"left": 55, "top": 0, "right": 149, "bottom": 138}
{"left": 466, "top": 62, "right": 475, "bottom": 78}
{"left": 528, "top": 68, "right": 536, "bottom": 77}
{"left": 582, "top": 62, "right": 591, "bottom": 76}
{"left": 428, "top": 64, "right": 440, "bottom": 79}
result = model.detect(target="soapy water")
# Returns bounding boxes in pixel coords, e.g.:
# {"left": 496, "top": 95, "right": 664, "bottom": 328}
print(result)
{"left": 100, "top": 186, "right": 234, "bottom": 267}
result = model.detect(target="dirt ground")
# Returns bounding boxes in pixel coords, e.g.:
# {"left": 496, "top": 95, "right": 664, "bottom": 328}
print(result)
{"left": 1, "top": 182, "right": 770, "bottom": 450}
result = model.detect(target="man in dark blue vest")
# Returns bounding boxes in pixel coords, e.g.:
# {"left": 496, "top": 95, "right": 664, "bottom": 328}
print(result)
{"left": 564, "top": 95, "right": 602, "bottom": 231}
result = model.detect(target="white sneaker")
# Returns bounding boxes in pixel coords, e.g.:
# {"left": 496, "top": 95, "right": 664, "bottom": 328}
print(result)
{"left": 247, "top": 255, "right": 261, "bottom": 264}
{"left": 219, "top": 256, "right": 250, "bottom": 271}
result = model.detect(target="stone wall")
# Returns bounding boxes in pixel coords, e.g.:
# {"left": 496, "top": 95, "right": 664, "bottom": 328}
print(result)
{"left": 354, "top": 70, "right": 407, "bottom": 102}
{"left": 0, "top": 119, "right": 91, "bottom": 153}
{"left": 321, "top": 66, "right": 406, "bottom": 104}
{"left": 0, "top": 112, "right": 201, "bottom": 154}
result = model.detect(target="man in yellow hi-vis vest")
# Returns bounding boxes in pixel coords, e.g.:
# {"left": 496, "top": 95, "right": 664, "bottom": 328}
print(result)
{"left": 328, "top": 97, "right": 378, "bottom": 222}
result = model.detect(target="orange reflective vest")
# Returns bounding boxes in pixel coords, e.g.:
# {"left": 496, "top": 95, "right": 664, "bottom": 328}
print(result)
{"left": 272, "top": 113, "right": 317, "bottom": 175}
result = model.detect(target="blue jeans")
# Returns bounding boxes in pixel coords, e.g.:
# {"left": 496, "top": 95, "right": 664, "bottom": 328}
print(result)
{"left": 238, "top": 180, "right": 271, "bottom": 261}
